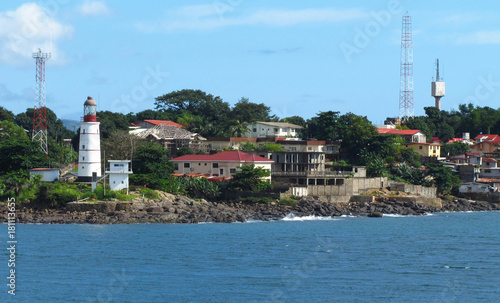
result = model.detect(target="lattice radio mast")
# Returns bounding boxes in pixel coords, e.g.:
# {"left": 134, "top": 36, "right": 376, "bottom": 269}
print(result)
{"left": 32, "top": 48, "right": 51, "bottom": 157}
{"left": 399, "top": 12, "right": 414, "bottom": 122}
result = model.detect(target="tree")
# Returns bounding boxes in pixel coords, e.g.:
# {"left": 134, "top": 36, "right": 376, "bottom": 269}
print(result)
{"left": 230, "top": 97, "right": 275, "bottom": 123}
{"left": 175, "top": 147, "right": 194, "bottom": 157}
{"left": 132, "top": 142, "right": 173, "bottom": 176}
{"left": 441, "top": 141, "right": 471, "bottom": 157}
{"left": 102, "top": 130, "right": 146, "bottom": 160}
{"left": 425, "top": 163, "right": 461, "bottom": 195}
{"left": 229, "top": 164, "right": 271, "bottom": 192}
{"left": 135, "top": 109, "right": 172, "bottom": 121}
{"left": 97, "top": 111, "right": 134, "bottom": 139}
{"left": 336, "top": 113, "right": 378, "bottom": 163}
{"left": 0, "top": 106, "right": 14, "bottom": 122}
{"left": 0, "top": 140, "right": 47, "bottom": 174}
{"left": 0, "top": 120, "right": 29, "bottom": 142}
{"left": 306, "top": 111, "right": 340, "bottom": 140}
{"left": 239, "top": 142, "right": 256, "bottom": 151}
{"left": 155, "top": 89, "right": 232, "bottom": 137}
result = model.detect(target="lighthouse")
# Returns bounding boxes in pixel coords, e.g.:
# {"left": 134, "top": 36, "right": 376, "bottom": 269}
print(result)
{"left": 77, "top": 96, "right": 101, "bottom": 182}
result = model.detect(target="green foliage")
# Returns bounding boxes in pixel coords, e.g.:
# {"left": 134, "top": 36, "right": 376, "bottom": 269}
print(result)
{"left": 227, "top": 164, "right": 272, "bottom": 192}
{"left": 0, "top": 140, "right": 47, "bottom": 174}
{"left": 256, "top": 143, "right": 284, "bottom": 152}
{"left": 34, "top": 182, "right": 80, "bottom": 208}
{"left": 0, "top": 170, "right": 40, "bottom": 203}
{"left": 102, "top": 130, "right": 146, "bottom": 160}
{"left": 441, "top": 141, "right": 471, "bottom": 157}
{"left": 133, "top": 141, "right": 173, "bottom": 176}
{"left": 176, "top": 147, "right": 194, "bottom": 157}
{"left": 279, "top": 196, "right": 299, "bottom": 206}
{"left": 0, "top": 120, "right": 29, "bottom": 141}
{"left": 424, "top": 163, "right": 461, "bottom": 195}
{"left": 231, "top": 97, "right": 276, "bottom": 123}
{"left": 97, "top": 110, "right": 135, "bottom": 139}
{"left": 365, "top": 156, "right": 388, "bottom": 177}
{"left": 390, "top": 163, "right": 427, "bottom": 185}
{"left": 140, "top": 188, "right": 159, "bottom": 199}
{"left": 0, "top": 106, "right": 15, "bottom": 122}
{"left": 239, "top": 142, "right": 256, "bottom": 151}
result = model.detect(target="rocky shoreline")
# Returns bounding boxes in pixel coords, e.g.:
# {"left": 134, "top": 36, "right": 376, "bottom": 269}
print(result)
{"left": 1, "top": 194, "right": 499, "bottom": 224}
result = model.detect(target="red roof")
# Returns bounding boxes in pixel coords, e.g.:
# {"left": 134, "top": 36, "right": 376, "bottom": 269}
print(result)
{"left": 143, "top": 120, "right": 183, "bottom": 128}
{"left": 474, "top": 134, "right": 498, "bottom": 140}
{"left": 482, "top": 158, "right": 497, "bottom": 163}
{"left": 171, "top": 151, "right": 273, "bottom": 162}
{"left": 377, "top": 129, "right": 421, "bottom": 135}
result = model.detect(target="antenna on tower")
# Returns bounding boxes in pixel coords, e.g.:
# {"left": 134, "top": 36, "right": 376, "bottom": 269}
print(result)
{"left": 431, "top": 58, "right": 445, "bottom": 110}
{"left": 32, "top": 48, "right": 51, "bottom": 157}
{"left": 399, "top": 12, "right": 414, "bottom": 123}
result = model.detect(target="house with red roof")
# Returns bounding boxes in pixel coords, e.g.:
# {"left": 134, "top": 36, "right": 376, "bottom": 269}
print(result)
{"left": 469, "top": 134, "right": 500, "bottom": 155}
{"left": 170, "top": 151, "right": 273, "bottom": 181}
{"left": 377, "top": 128, "right": 427, "bottom": 143}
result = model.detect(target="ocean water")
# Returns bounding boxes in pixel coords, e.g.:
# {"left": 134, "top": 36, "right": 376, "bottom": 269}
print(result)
{"left": 2, "top": 211, "right": 499, "bottom": 302}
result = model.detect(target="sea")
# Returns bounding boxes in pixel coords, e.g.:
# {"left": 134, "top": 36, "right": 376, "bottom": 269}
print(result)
{"left": 2, "top": 211, "right": 499, "bottom": 302}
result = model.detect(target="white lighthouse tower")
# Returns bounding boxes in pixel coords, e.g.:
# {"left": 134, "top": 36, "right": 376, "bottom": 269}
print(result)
{"left": 77, "top": 96, "right": 101, "bottom": 182}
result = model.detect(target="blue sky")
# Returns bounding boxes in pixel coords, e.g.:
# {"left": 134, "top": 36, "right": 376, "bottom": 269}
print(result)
{"left": 2, "top": 0, "right": 500, "bottom": 125}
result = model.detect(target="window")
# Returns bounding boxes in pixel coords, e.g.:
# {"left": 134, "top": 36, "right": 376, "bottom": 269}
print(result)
{"left": 274, "top": 128, "right": 278, "bottom": 132}
{"left": 290, "top": 147, "right": 297, "bottom": 152}
{"left": 82, "top": 156, "right": 85, "bottom": 161}
{"left": 230, "top": 168, "right": 237, "bottom": 174}
{"left": 198, "top": 163, "right": 201, "bottom": 166}
{"left": 82, "top": 129, "right": 85, "bottom": 134}
{"left": 212, "top": 163, "right": 219, "bottom": 168}
{"left": 308, "top": 147, "right": 312, "bottom": 151}
{"left": 253, "top": 128, "right": 257, "bottom": 132}
{"left": 82, "top": 145, "right": 85, "bottom": 149}
{"left": 204, "top": 163, "right": 207, "bottom": 166}
{"left": 184, "top": 163, "right": 190, "bottom": 168}
{"left": 419, "top": 146, "right": 423, "bottom": 149}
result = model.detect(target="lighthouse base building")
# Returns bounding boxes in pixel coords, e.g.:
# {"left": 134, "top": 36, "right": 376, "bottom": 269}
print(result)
{"left": 77, "top": 96, "right": 101, "bottom": 182}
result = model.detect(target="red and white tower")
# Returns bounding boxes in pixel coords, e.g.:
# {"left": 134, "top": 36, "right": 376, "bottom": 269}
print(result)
{"left": 399, "top": 12, "right": 414, "bottom": 122}
{"left": 78, "top": 96, "right": 101, "bottom": 182}
{"left": 32, "top": 48, "right": 51, "bottom": 156}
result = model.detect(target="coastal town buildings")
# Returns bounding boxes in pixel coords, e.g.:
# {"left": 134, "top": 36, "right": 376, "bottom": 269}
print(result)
{"left": 170, "top": 150, "right": 273, "bottom": 181}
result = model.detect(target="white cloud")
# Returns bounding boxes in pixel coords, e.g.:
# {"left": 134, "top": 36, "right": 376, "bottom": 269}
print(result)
{"left": 78, "top": 1, "right": 110, "bottom": 17}
{"left": 456, "top": 30, "right": 500, "bottom": 45}
{"left": 135, "top": 6, "right": 369, "bottom": 32}
{"left": 0, "top": 3, "right": 73, "bottom": 66}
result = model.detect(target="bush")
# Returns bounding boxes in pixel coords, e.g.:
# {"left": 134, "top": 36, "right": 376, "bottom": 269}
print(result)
{"left": 140, "top": 188, "right": 159, "bottom": 200}
{"left": 279, "top": 197, "right": 299, "bottom": 206}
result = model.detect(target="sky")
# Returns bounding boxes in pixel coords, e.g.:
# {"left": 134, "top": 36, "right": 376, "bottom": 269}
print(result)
{"left": 2, "top": 0, "right": 500, "bottom": 125}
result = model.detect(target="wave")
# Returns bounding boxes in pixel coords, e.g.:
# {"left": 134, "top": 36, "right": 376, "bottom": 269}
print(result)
{"left": 281, "top": 213, "right": 339, "bottom": 221}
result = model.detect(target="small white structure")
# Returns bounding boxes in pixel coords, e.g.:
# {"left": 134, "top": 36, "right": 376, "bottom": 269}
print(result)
{"left": 106, "top": 160, "right": 132, "bottom": 191}
{"left": 29, "top": 168, "right": 59, "bottom": 182}
{"left": 78, "top": 96, "right": 101, "bottom": 182}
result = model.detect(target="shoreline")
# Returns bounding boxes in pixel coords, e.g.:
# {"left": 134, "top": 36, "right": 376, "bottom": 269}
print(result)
{"left": 1, "top": 195, "right": 499, "bottom": 224}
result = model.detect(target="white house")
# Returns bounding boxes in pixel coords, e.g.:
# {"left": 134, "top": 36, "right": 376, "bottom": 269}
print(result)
{"left": 246, "top": 122, "right": 303, "bottom": 138}
{"left": 29, "top": 168, "right": 59, "bottom": 182}
{"left": 170, "top": 150, "right": 273, "bottom": 181}
{"left": 105, "top": 160, "right": 132, "bottom": 191}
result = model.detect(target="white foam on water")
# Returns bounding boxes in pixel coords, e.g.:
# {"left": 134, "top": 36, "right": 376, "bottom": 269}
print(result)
{"left": 281, "top": 213, "right": 338, "bottom": 221}
{"left": 383, "top": 214, "right": 407, "bottom": 217}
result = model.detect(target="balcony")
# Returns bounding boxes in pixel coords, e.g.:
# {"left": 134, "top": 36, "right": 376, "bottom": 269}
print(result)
{"left": 271, "top": 171, "right": 351, "bottom": 177}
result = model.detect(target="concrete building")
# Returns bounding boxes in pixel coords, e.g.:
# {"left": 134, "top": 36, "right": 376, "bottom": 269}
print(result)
{"left": 404, "top": 142, "right": 441, "bottom": 158}
{"left": 106, "top": 160, "right": 132, "bottom": 191}
{"left": 29, "top": 168, "right": 59, "bottom": 182}
{"left": 377, "top": 128, "right": 427, "bottom": 143}
{"left": 246, "top": 122, "right": 303, "bottom": 138}
{"left": 78, "top": 97, "right": 101, "bottom": 182}
{"left": 170, "top": 150, "right": 273, "bottom": 181}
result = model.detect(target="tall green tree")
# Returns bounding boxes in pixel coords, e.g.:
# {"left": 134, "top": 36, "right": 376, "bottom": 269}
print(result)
{"left": 0, "top": 106, "right": 15, "bottom": 122}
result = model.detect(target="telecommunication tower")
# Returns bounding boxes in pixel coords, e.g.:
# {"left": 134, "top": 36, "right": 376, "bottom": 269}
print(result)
{"left": 32, "top": 48, "right": 51, "bottom": 156}
{"left": 431, "top": 59, "right": 445, "bottom": 110}
{"left": 399, "top": 12, "right": 414, "bottom": 122}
